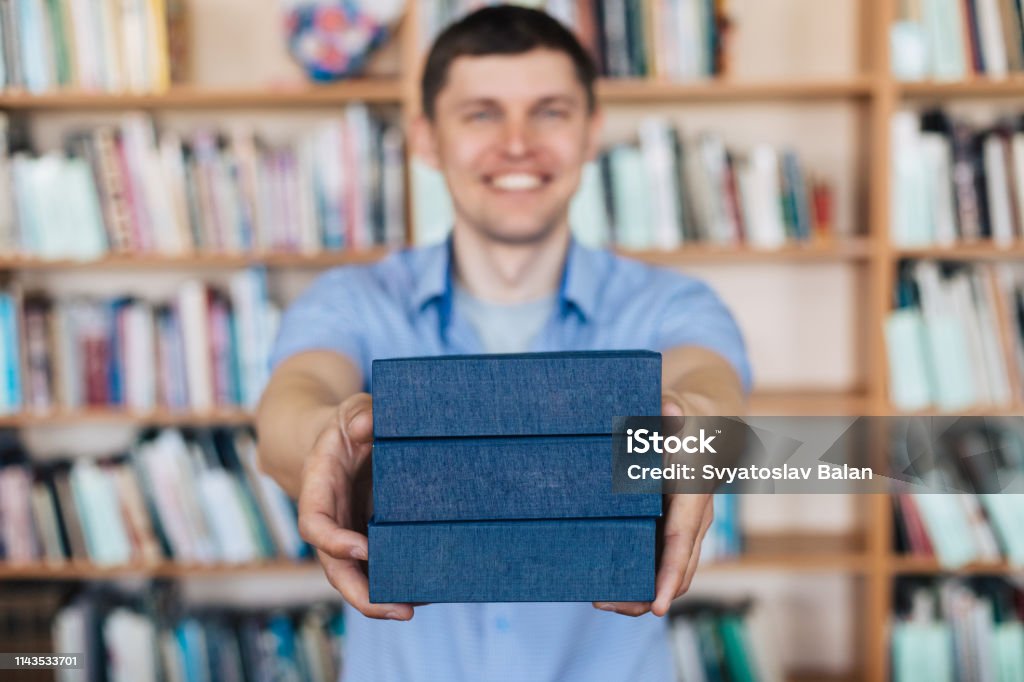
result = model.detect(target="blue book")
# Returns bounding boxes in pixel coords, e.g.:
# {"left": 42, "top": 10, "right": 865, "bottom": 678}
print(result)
{"left": 373, "top": 435, "right": 660, "bottom": 522}
{"left": 372, "top": 351, "right": 661, "bottom": 438}
{"left": 368, "top": 518, "right": 655, "bottom": 603}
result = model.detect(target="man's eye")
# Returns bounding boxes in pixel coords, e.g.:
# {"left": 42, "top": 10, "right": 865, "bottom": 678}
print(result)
{"left": 467, "top": 110, "right": 498, "bottom": 122}
{"left": 537, "top": 108, "right": 569, "bottom": 120}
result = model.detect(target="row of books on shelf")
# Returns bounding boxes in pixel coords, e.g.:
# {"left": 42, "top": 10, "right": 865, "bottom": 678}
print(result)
{"left": 892, "top": 109, "right": 1024, "bottom": 247}
{"left": 0, "top": 427, "right": 308, "bottom": 566}
{"left": 669, "top": 599, "right": 782, "bottom": 682}
{"left": 416, "top": 121, "right": 835, "bottom": 250}
{"left": 890, "top": 416, "right": 1024, "bottom": 568}
{"left": 894, "top": 0, "right": 1024, "bottom": 80}
{"left": 422, "top": 0, "right": 728, "bottom": 81}
{"left": 0, "top": 0, "right": 186, "bottom": 93}
{"left": 0, "top": 108, "right": 404, "bottom": 261}
{"left": 52, "top": 587, "right": 343, "bottom": 682}
{"left": 885, "top": 260, "right": 1024, "bottom": 411}
{"left": 0, "top": 269, "right": 278, "bottom": 414}
{"left": 893, "top": 577, "right": 1024, "bottom": 682}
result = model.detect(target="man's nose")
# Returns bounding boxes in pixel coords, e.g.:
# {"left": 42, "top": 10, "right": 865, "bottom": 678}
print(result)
{"left": 500, "top": 120, "right": 533, "bottom": 157}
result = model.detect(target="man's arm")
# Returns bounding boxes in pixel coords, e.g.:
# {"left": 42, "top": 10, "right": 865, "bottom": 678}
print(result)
{"left": 257, "top": 350, "right": 414, "bottom": 620}
{"left": 256, "top": 350, "right": 364, "bottom": 497}
{"left": 595, "top": 345, "right": 746, "bottom": 619}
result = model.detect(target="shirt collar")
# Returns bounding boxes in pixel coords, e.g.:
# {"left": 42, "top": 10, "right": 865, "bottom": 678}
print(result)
{"left": 409, "top": 235, "right": 603, "bottom": 323}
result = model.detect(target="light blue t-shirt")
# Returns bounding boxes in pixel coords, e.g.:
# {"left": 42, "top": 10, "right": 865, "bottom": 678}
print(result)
{"left": 270, "top": 238, "right": 751, "bottom": 682}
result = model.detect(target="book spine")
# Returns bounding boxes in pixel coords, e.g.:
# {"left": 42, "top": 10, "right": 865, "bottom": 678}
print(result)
{"left": 369, "top": 518, "right": 655, "bottom": 603}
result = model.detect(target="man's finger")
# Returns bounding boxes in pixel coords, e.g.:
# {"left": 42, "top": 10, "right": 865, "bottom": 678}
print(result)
{"left": 320, "top": 554, "right": 414, "bottom": 621}
{"left": 652, "top": 494, "right": 709, "bottom": 616}
{"left": 299, "top": 511, "right": 368, "bottom": 560}
{"left": 592, "top": 601, "right": 651, "bottom": 617}
{"left": 676, "top": 501, "right": 714, "bottom": 598}
{"left": 338, "top": 394, "right": 374, "bottom": 445}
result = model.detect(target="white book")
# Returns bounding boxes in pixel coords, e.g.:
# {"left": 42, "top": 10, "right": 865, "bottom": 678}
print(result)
{"left": 670, "top": 620, "right": 707, "bottom": 682}
{"left": 698, "top": 134, "right": 738, "bottom": 245}
{"left": 103, "top": 609, "right": 157, "bottom": 682}
{"left": 948, "top": 271, "right": 994, "bottom": 404}
{"left": 1012, "top": 133, "right": 1024, "bottom": 240}
{"left": 296, "top": 134, "right": 322, "bottom": 254}
{"left": 920, "top": 132, "right": 958, "bottom": 246}
{"left": 638, "top": 117, "right": 682, "bottom": 249}
{"left": 53, "top": 604, "right": 88, "bottom": 682}
{"left": 67, "top": 0, "right": 101, "bottom": 89}
{"left": 922, "top": 0, "right": 968, "bottom": 79}
{"left": 71, "top": 460, "right": 133, "bottom": 565}
{"left": 124, "top": 302, "right": 155, "bottom": 410}
{"left": 178, "top": 280, "right": 213, "bottom": 411}
{"left": 381, "top": 124, "right": 406, "bottom": 246}
{"left": 98, "top": 0, "right": 123, "bottom": 90}
{"left": 158, "top": 131, "right": 194, "bottom": 253}
{"left": 345, "top": 105, "right": 373, "bottom": 249}
{"left": 968, "top": 270, "right": 1012, "bottom": 406}
{"left": 983, "top": 134, "right": 1015, "bottom": 246}
{"left": 569, "top": 161, "right": 611, "bottom": 248}
{"left": 891, "top": 112, "right": 934, "bottom": 245}
{"left": 975, "top": 0, "right": 1009, "bottom": 76}
{"left": 197, "top": 468, "right": 258, "bottom": 562}
{"left": 745, "top": 146, "right": 788, "bottom": 248}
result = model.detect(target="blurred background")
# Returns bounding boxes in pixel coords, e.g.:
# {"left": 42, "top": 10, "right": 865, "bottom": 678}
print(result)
{"left": 2, "top": 0, "right": 1024, "bottom": 680}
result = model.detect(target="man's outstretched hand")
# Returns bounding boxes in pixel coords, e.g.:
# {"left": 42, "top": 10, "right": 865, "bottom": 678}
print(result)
{"left": 593, "top": 398, "right": 713, "bottom": 619}
{"left": 297, "top": 392, "right": 415, "bottom": 621}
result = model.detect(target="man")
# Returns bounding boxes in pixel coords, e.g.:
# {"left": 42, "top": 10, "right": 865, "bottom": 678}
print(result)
{"left": 257, "top": 5, "right": 750, "bottom": 680}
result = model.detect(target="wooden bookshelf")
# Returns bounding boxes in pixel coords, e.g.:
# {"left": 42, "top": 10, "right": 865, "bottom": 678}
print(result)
{"left": 3, "top": 0, "right": 1023, "bottom": 679}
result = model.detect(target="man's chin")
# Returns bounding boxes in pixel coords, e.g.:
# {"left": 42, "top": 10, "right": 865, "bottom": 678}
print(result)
{"left": 476, "top": 219, "right": 566, "bottom": 246}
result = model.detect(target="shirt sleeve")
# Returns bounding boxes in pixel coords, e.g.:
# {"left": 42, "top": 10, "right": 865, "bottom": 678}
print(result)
{"left": 268, "top": 267, "right": 368, "bottom": 375}
{"left": 652, "top": 276, "right": 753, "bottom": 393}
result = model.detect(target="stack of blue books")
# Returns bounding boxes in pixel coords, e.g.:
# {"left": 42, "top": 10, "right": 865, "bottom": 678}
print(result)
{"left": 369, "top": 351, "right": 663, "bottom": 603}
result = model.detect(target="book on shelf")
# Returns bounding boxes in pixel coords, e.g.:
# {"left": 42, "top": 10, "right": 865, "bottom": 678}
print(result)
{"left": 893, "top": 577, "right": 1024, "bottom": 682}
{"left": 891, "top": 108, "right": 1024, "bottom": 247}
{"left": 890, "top": 416, "right": 1024, "bottom": 567}
{"left": 0, "top": 108, "right": 405, "bottom": 261}
{"left": 0, "top": 427, "right": 307, "bottom": 568}
{"left": 885, "top": 260, "right": 1024, "bottom": 411}
{"left": 51, "top": 586, "right": 345, "bottom": 682}
{"left": 698, "top": 492, "right": 742, "bottom": 564}
{"left": 414, "top": 119, "right": 836, "bottom": 249}
{"left": 668, "top": 598, "right": 782, "bottom": 682}
{"left": 421, "top": 0, "right": 730, "bottom": 81}
{"left": 895, "top": 0, "right": 1024, "bottom": 80}
{"left": 8, "top": 268, "right": 277, "bottom": 414}
{"left": 0, "top": 0, "right": 187, "bottom": 94}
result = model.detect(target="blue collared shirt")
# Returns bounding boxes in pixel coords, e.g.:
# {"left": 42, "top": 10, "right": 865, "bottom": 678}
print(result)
{"left": 270, "top": 239, "right": 751, "bottom": 682}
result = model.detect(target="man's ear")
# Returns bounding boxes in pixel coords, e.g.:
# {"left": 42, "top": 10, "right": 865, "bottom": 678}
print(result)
{"left": 410, "top": 114, "right": 441, "bottom": 170}
{"left": 584, "top": 106, "right": 605, "bottom": 162}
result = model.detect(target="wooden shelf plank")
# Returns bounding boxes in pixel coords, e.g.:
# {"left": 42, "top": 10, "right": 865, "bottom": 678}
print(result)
{"left": 0, "top": 408, "right": 255, "bottom": 427}
{"left": 0, "top": 247, "right": 394, "bottom": 271}
{"left": 885, "top": 403, "right": 1024, "bottom": 417}
{"left": 0, "top": 561, "right": 318, "bottom": 580}
{"left": 597, "top": 77, "right": 876, "bottom": 102}
{"left": 900, "top": 76, "right": 1024, "bottom": 98}
{"left": 0, "top": 241, "right": 871, "bottom": 271}
{"left": 700, "top": 553, "right": 870, "bottom": 573}
{"left": 0, "top": 78, "right": 876, "bottom": 110}
{"left": 893, "top": 241, "right": 1024, "bottom": 260}
{"left": 748, "top": 390, "right": 871, "bottom": 416}
{"left": 890, "top": 556, "right": 1024, "bottom": 575}
{"left": 619, "top": 239, "right": 872, "bottom": 265}
{"left": 0, "top": 81, "right": 405, "bottom": 109}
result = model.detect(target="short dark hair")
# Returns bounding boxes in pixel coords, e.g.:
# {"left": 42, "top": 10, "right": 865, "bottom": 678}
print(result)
{"left": 420, "top": 5, "right": 598, "bottom": 120}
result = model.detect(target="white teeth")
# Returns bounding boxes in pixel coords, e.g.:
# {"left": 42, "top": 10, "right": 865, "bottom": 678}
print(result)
{"left": 490, "top": 173, "right": 543, "bottom": 191}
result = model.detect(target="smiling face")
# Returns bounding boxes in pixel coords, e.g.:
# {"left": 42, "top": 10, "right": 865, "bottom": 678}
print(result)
{"left": 416, "top": 48, "right": 602, "bottom": 245}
